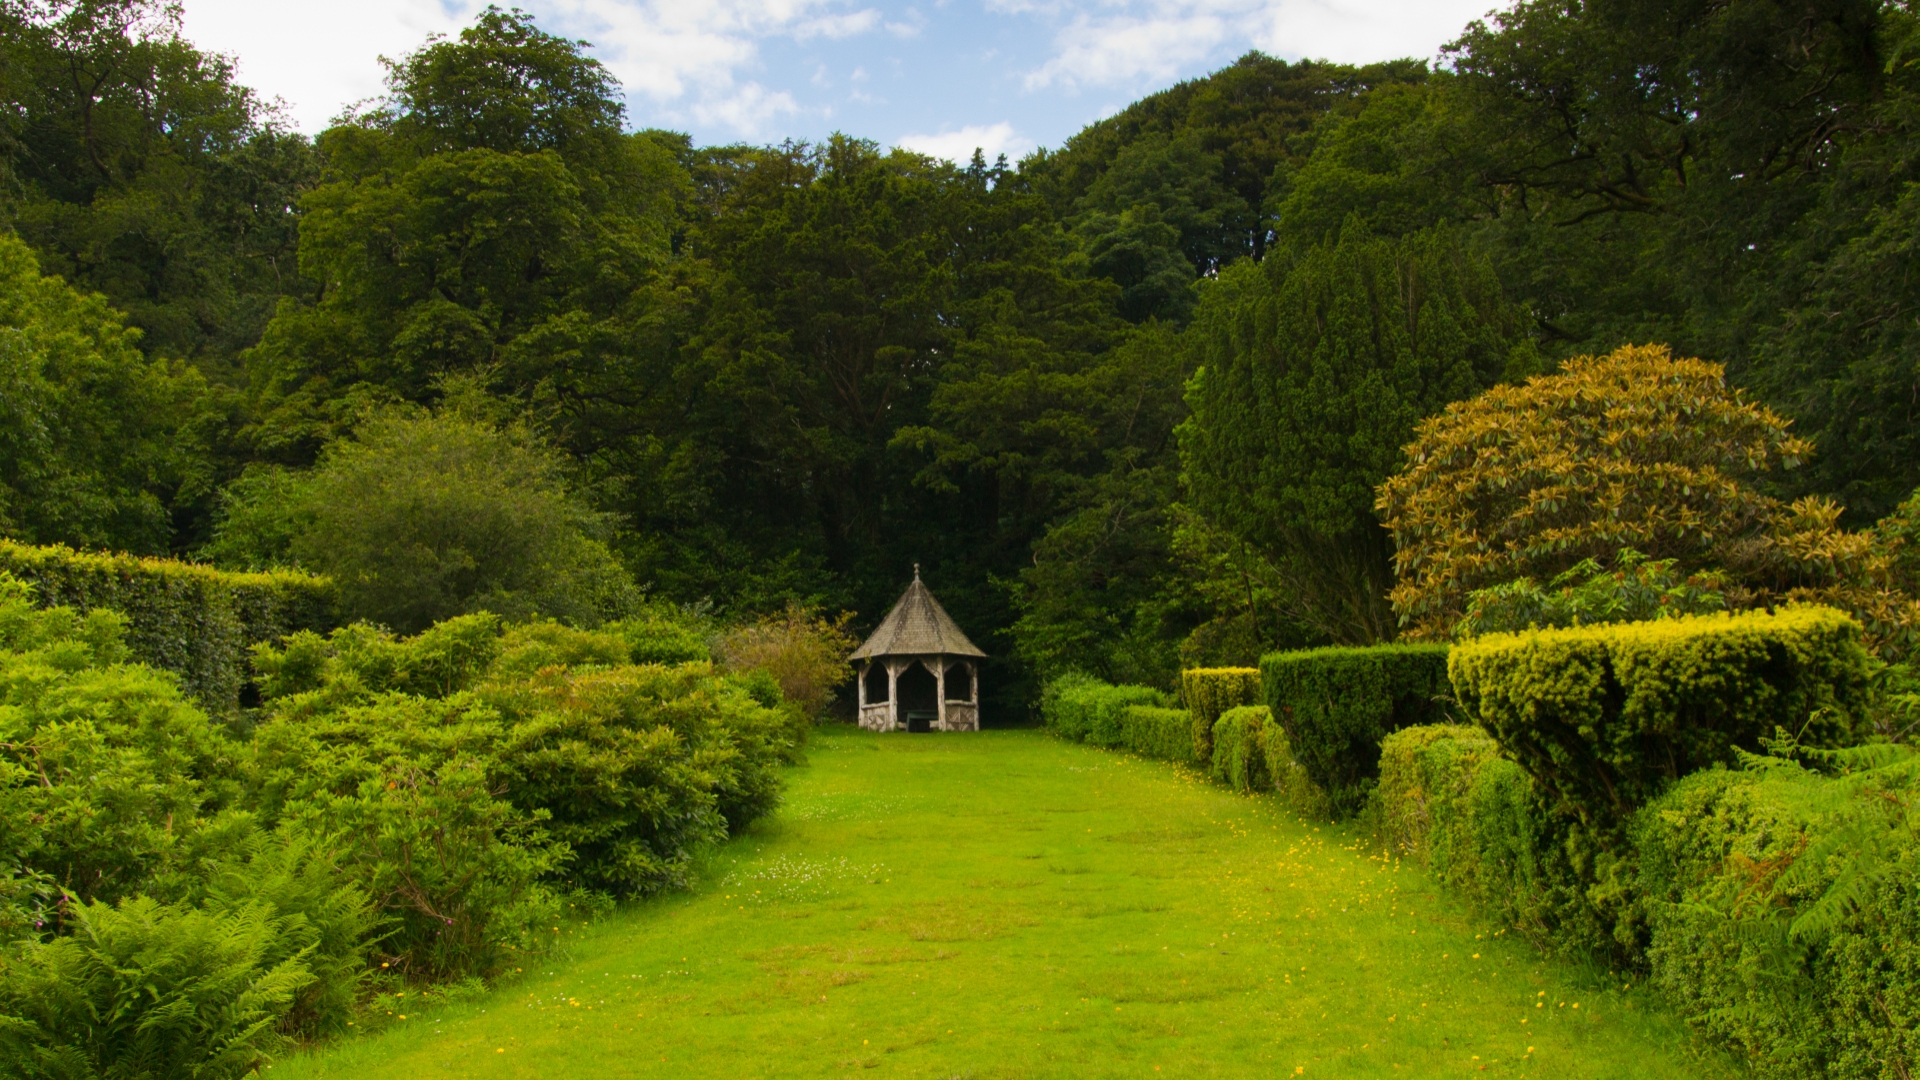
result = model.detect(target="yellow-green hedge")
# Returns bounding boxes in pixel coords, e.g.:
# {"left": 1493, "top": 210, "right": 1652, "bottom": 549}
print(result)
{"left": 0, "top": 540, "right": 335, "bottom": 711}
{"left": 1118, "top": 705, "right": 1195, "bottom": 764}
{"left": 1181, "top": 667, "right": 1261, "bottom": 765}
{"left": 1450, "top": 606, "right": 1872, "bottom": 829}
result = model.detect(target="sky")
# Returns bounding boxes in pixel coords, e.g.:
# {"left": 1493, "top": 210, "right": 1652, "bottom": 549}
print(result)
{"left": 179, "top": 0, "right": 1501, "bottom": 162}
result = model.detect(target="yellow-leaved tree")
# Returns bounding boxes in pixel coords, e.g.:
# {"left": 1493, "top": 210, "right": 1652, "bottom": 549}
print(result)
{"left": 1376, "top": 344, "right": 1920, "bottom": 658}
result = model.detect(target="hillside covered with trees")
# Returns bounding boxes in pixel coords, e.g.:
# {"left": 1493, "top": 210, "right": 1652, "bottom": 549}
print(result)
{"left": 6, "top": 0, "right": 1920, "bottom": 711}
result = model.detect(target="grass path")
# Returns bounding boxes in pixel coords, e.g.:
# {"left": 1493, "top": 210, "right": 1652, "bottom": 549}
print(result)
{"left": 277, "top": 729, "right": 1735, "bottom": 1079}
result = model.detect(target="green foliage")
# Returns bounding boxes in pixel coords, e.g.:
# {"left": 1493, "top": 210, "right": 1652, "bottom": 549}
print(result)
{"left": 715, "top": 604, "right": 856, "bottom": 720}
{"left": 0, "top": 569, "right": 801, "bottom": 1075}
{"left": 1451, "top": 607, "right": 1873, "bottom": 831}
{"left": 1179, "top": 667, "right": 1261, "bottom": 765}
{"left": 251, "top": 613, "right": 795, "bottom": 920}
{"left": 0, "top": 0, "right": 315, "bottom": 371}
{"left": 0, "top": 539, "right": 333, "bottom": 712}
{"left": 0, "top": 572, "right": 242, "bottom": 918}
{"left": 1373, "top": 724, "right": 1615, "bottom": 960}
{"left": 1628, "top": 746, "right": 1920, "bottom": 1078}
{"left": 213, "top": 407, "right": 637, "bottom": 634}
{"left": 1115, "top": 705, "right": 1195, "bottom": 764}
{"left": 0, "top": 896, "right": 316, "bottom": 1080}
{"left": 1180, "top": 224, "right": 1535, "bottom": 643}
{"left": 1027, "top": 53, "right": 1426, "bottom": 267}
{"left": 1040, "top": 673, "right": 1169, "bottom": 747}
{"left": 0, "top": 233, "right": 216, "bottom": 554}
{"left": 1210, "top": 705, "right": 1270, "bottom": 792}
{"left": 607, "top": 608, "right": 712, "bottom": 666}
{"left": 1455, "top": 549, "right": 1729, "bottom": 639}
{"left": 245, "top": 8, "right": 682, "bottom": 456}
{"left": 1261, "top": 644, "right": 1451, "bottom": 817}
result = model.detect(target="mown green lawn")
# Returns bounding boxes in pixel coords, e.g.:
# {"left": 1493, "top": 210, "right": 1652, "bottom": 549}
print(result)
{"left": 275, "top": 728, "right": 1735, "bottom": 1079}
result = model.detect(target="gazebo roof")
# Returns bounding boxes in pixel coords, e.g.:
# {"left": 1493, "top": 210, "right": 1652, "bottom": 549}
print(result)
{"left": 849, "top": 568, "right": 986, "bottom": 661}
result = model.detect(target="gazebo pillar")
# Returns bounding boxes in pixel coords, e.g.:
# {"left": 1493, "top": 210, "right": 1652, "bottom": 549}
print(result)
{"left": 935, "top": 659, "right": 947, "bottom": 730}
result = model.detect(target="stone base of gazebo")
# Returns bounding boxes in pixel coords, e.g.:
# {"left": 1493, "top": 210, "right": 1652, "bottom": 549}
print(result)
{"left": 857, "top": 700, "right": 979, "bottom": 732}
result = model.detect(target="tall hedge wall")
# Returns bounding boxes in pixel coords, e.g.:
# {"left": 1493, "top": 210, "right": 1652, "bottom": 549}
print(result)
{"left": 1181, "top": 667, "right": 1261, "bottom": 764}
{"left": 0, "top": 541, "right": 336, "bottom": 712}
{"left": 1449, "top": 606, "right": 1872, "bottom": 830}
{"left": 1261, "top": 644, "right": 1451, "bottom": 816}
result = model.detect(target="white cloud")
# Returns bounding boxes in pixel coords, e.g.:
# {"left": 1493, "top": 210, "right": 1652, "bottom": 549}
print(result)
{"left": 1252, "top": 0, "right": 1498, "bottom": 64}
{"left": 1026, "top": 7, "right": 1234, "bottom": 89}
{"left": 179, "top": 0, "right": 889, "bottom": 135}
{"left": 794, "top": 8, "right": 884, "bottom": 40}
{"left": 692, "top": 82, "right": 802, "bottom": 136}
{"left": 897, "top": 121, "right": 1034, "bottom": 163}
{"left": 1021, "top": 0, "right": 1500, "bottom": 92}
{"left": 180, "top": 0, "right": 485, "bottom": 130}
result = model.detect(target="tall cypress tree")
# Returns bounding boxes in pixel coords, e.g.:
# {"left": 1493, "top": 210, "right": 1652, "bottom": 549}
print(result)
{"left": 1179, "top": 222, "right": 1536, "bottom": 642}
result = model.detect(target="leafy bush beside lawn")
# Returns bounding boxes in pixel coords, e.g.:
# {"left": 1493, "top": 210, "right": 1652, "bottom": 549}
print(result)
{"left": 0, "top": 571, "right": 798, "bottom": 1074}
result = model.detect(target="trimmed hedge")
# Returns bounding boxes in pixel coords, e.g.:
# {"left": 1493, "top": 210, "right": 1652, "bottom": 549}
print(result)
{"left": 1450, "top": 606, "right": 1872, "bottom": 830}
{"left": 1377, "top": 724, "right": 1920, "bottom": 1079}
{"left": 1042, "top": 673, "right": 1169, "bottom": 746}
{"left": 1262, "top": 644, "right": 1452, "bottom": 817}
{"left": 0, "top": 541, "right": 335, "bottom": 711}
{"left": 1182, "top": 667, "right": 1261, "bottom": 765}
{"left": 1118, "top": 705, "right": 1196, "bottom": 764}
{"left": 1374, "top": 725, "right": 1609, "bottom": 958}
{"left": 1210, "top": 705, "right": 1271, "bottom": 792}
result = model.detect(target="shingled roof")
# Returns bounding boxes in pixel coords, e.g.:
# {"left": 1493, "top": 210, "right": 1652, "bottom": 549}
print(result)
{"left": 849, "top": 568, "right": 986, "bottom": 660}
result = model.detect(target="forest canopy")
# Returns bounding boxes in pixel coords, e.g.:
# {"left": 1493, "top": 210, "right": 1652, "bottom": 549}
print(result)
{"left": 5, "top": 0, "right": 1920, "bottom": 712}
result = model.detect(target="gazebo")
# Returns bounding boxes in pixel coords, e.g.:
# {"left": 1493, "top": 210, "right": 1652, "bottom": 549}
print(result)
{"left": 850, "top": 567, "right": 985, "bottom": 732}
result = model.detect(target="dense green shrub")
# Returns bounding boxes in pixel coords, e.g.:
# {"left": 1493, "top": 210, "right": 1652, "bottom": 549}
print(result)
{"left": 247, "top": 692, "right": 566, "bottom": 981}
{"left": 250, "top": 615, "right": 797, "bottom": 959}
{"left": 0, "top": 539, "right": 335, "bottom": 711}
{"left": 1451, "top": 607, "right": 1873, "bottom": 830}
{"left": 1117, "top": 705, "right": 1196, "bottom": 764}
{"left": 1629, "top": 747, "right": 1920, "bottom": 1079}
{"left": 1181, "top": 667, "right": 1261, "bottom": 765}
{"left": 1210, "top": 705, "right": 1271, "bottom": 792}
{"left": 1262, "top": 644, "right": 1451, "bottom": 816}
{"left": 610, "top": 610, "right": 712, "bottom": 665}
{"left": 210, "top": 409, "right": 640, "bottom": 635}
{"left": 1373, "top": 725, "right": 1610, "bottom": 958}
{"left": 0, "top": 573, "right": 247, "bottom": 917}
{"left": 1042, "top": 674, "right": 1168, "bottom": 746}
{"left": 0, "top": 572, "right": 804, "bottom": 1075}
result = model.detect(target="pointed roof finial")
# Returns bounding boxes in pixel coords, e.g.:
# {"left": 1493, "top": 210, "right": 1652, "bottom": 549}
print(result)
{"left": 913, "top": 562, "right": 921, "bottom": 581}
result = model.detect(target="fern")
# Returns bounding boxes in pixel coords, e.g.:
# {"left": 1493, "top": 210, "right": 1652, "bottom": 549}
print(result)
{"left": 0, "top": 896, "right": 315, "bottom": 1080}
{"left": 1777, "top": 743, "right": 1920, "bottom": 944}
